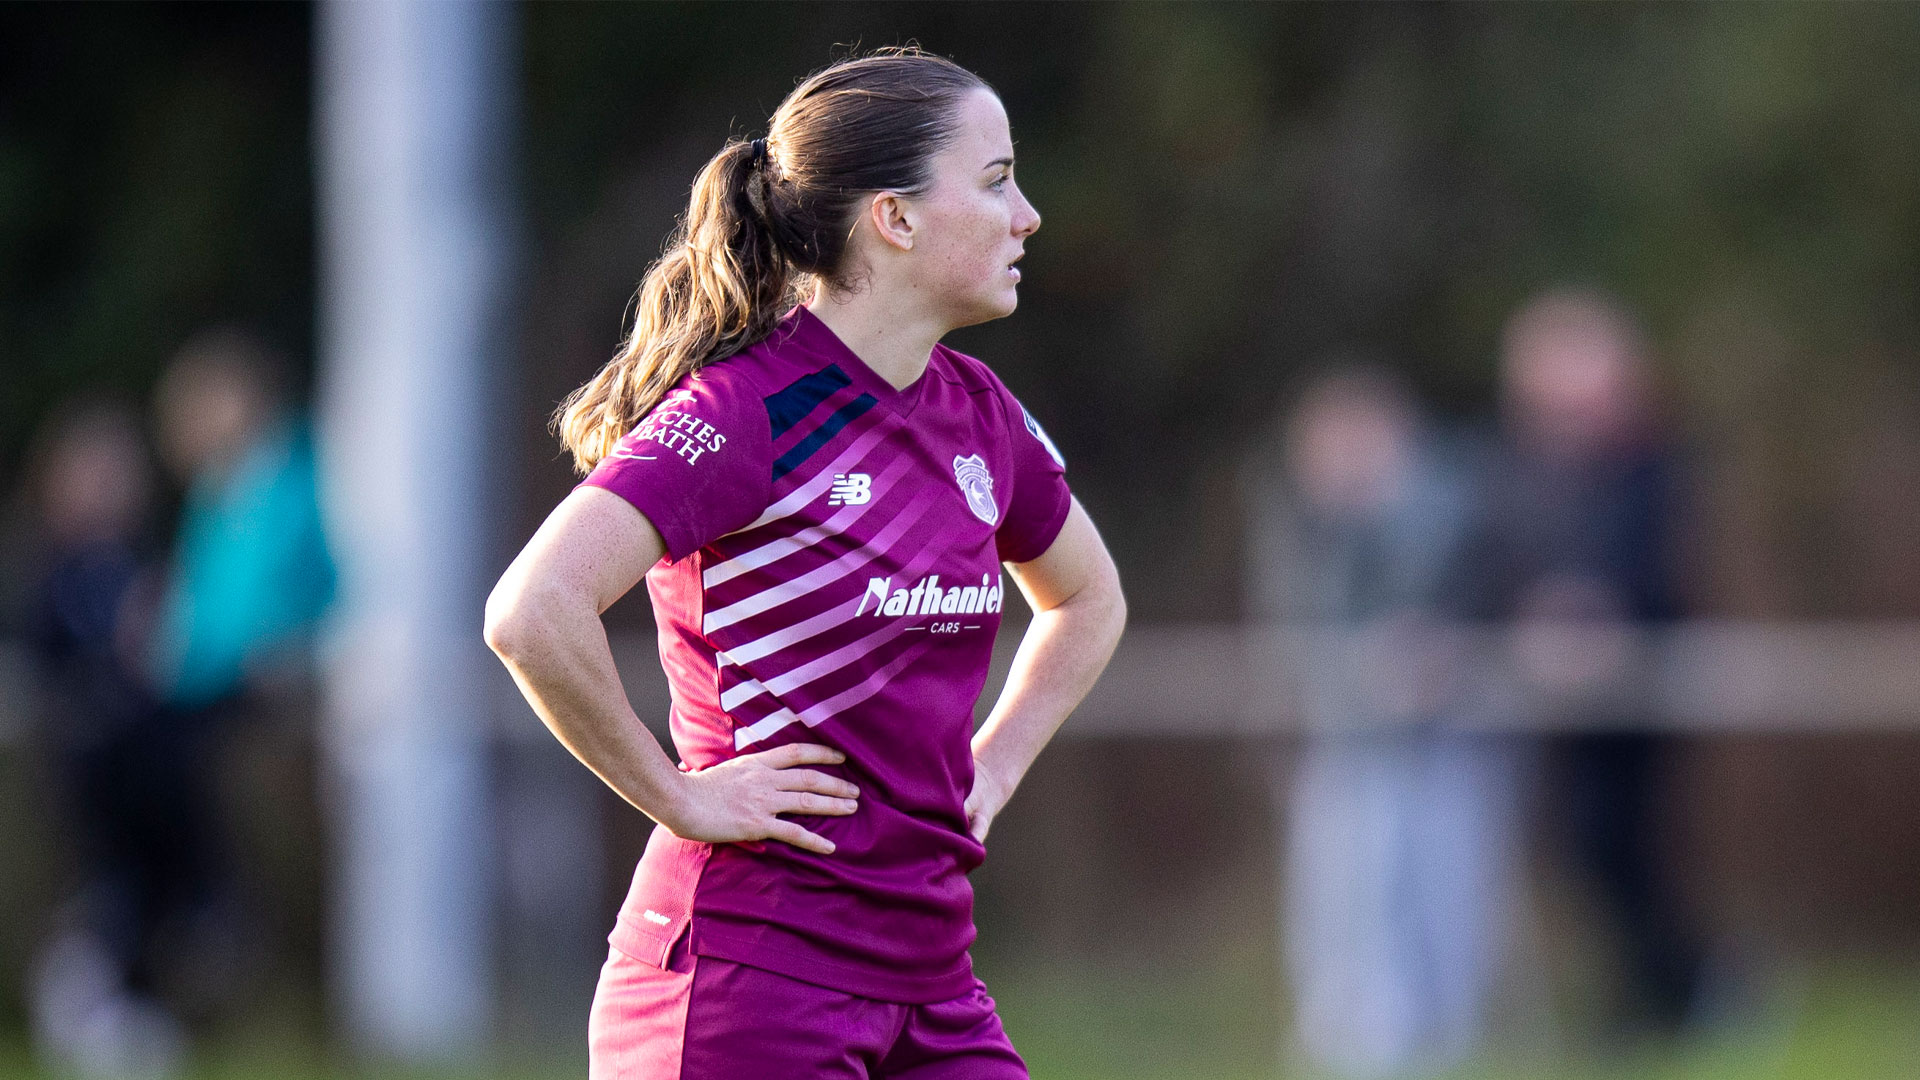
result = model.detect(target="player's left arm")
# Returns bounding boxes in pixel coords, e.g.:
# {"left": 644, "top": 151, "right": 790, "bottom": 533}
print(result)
{"left": 966, "top": 498, "right": 1126, "bottom": 842}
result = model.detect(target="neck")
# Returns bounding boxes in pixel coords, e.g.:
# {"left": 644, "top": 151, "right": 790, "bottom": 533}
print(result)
{"left": 806, "top": 281, "right": 947, "bottom": 391}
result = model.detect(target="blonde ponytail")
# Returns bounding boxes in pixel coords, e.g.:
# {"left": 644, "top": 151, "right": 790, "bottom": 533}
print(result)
{"left": 554, "top": 139, "right": 794, "bottom": 473}
{"left": 554, "top": 47, "right": 991, "bottom": 474}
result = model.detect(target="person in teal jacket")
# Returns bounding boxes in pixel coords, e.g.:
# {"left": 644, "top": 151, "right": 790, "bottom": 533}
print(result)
{"left": 150, "top": 328, "right": 335, "bottom": 712}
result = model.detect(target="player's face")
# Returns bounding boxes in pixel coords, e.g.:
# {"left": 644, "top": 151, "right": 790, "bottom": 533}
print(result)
{"left": 908, "top": 89, "right": 1041, "bottom": 328}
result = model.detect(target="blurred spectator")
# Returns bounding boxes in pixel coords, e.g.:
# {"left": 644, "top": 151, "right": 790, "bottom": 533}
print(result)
{"left": 140, "top": 328, "right": 336, "bottom": 1027}
{"left": 1245, "top": 365, "right": 1522, "bottom": 1077}
{"left": 1486, "top": 289, "right": 1704, "bottom": 1038}
{"left": 148, "top": 328, "right": 334, "bottom": 712}
{"left": 22, "top": 399, "right": 189, "bottom": 1077}
{"left": 22, "top": 329, "right": 336, "bottom": 1078}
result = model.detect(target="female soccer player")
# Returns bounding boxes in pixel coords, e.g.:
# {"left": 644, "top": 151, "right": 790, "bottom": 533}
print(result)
{"left": 484, "top": 49, "right": 1126, "bottom": 1078}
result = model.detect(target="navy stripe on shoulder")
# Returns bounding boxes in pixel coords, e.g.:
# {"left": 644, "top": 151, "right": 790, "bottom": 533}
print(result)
{"left": 764, "top": 364, "right": 852, "bottom": 440}
{"left": 771, "top": 393, "right": 877, "bottom": 483}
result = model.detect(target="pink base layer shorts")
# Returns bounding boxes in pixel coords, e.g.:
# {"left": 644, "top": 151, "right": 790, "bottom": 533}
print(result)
{"left": 587, "top": 935, "right": 1028, "bottom": 1080}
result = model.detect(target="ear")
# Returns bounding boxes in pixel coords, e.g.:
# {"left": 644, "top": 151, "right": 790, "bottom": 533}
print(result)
{"left": 866, "top": 191, "right": 915, "bottom": 253}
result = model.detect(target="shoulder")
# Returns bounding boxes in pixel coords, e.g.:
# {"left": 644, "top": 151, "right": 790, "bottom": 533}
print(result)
{"left": 679, "top": 313, "right": 856, "bottom": 412}
{"left": 930, "top": 344, "right": 1008, "bottom": 399}
{"left": 683, "top": 346, "right": 788, "bottom": 403}
{"left": 929, "top": 344, "right": 1021, "bottom": 436}
{"left": 935, "top": 345, "right": 1069, "bottom": 476}
{"left": 657, "top": 341, "right": 806, "bottom": 442}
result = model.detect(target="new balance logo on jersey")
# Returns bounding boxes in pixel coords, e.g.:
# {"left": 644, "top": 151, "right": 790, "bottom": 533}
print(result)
{"left": 855, "top": 573, "right": 1004, "bottom": 617}
{"left": 828, "top": 473, "right": 872, "bottom": 506}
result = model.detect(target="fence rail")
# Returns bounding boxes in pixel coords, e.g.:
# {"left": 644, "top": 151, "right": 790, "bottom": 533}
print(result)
{"left": 8, "top": 622, "right": 1917, "bottom": 747}
{"left": 586, "top": 621, "right": 1920, "bottom": 740}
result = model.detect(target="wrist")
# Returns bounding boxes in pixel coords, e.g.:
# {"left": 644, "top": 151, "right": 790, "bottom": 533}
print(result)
{"left": 651, "top": 765, "right": 699, "bottom": 833}
{"left": 972, "top": 748, "right": 1019, "bottom": 805}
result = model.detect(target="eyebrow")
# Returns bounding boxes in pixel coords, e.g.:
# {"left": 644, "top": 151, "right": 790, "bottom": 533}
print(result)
{"left": 983, "top": 156, "right": 1015, "bottom": 171}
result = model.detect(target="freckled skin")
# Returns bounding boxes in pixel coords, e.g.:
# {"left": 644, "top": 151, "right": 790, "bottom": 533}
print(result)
{"left": 907, "top": 90, "right": 1043, "bottom": 331}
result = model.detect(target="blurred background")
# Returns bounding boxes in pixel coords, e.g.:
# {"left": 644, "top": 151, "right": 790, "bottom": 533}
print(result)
{"left": 5, "top": 2, "right": 1920, "bottom": 1078}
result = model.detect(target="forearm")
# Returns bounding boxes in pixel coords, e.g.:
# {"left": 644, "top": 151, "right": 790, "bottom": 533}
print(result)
{"left": 488, "top": 590, "right": 687, "bottom": 825}
{"left": 972, "top": 572, "right": 1125, "bottom": 796}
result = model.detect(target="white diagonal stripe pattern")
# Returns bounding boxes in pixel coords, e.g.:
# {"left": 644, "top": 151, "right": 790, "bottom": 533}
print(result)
{"left": 732, "top": 706, "right": 803, "bottom": 751}
{"left": 749, "top": 620, "right": 907, "bottom": 703}
{"left": 732, "top": 636, "right": 934, "bottom": 750}
{"left": 722, "top": 603, "right": 852, "bottom": 668}
{"left": 708, "top": 495, "right": 940, "bottom": 665}
{"left": 719, "top": 613, "right": 905, "bottom": 713}
{"left": 720, "top": 670, "right": 774, "bottom": 714}
{"left": 700, "top": 492, "right": 934, "bottom": 636}
{"left": 703, "top": 453, "right": 916, "bottom": 589}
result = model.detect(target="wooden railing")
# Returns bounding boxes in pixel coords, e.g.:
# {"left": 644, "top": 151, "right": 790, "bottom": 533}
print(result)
{"left": 579, "top": 621, "right": 1920, "bottom": 739}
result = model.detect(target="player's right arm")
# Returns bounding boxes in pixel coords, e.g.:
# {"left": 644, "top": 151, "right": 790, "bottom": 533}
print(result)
{"left": 483, "top": 485, "right": 858, "bottom": 854}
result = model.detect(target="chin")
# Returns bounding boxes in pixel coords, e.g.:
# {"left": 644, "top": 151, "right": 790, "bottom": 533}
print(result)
{"left": 947, "top": 292, "right": 1019, "bottom": 331}
{"left": 983, "top": 285, "right": 1021, "bottom": 320}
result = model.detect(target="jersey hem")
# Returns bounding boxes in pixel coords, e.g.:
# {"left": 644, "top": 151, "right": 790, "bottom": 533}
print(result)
{"left": 690, "top": 919, "right": 976, "bottom": 1005}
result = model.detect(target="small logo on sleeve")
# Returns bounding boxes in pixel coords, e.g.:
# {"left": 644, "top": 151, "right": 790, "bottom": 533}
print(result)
{"left": 625, "top": 390, "right": 727, "bottom": 465}
{"left": 827, "top": 473, "right": 872, "bottom": 506}
{"left": 1022, "top": 405, "right": 1066, "bottom": 468}
{"left": 953, "top": 454, "right": 998, "bottom": 525}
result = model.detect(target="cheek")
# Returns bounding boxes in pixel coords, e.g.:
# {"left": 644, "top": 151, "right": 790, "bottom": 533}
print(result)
{"left": 953, "top": 222, "right": 1010, "bottom": 287}
{"left": 924, "top": 205, "right": 1005, "bottom": 277}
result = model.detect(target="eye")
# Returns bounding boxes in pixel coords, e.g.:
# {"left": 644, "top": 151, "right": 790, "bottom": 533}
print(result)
{"left": 990, "top": 172, "right": 1010, "bottom": 191}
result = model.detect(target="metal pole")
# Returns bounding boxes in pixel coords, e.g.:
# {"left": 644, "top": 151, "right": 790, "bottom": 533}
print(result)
{"left": 314, "top": 0, "right": 515, "bottom": 1058}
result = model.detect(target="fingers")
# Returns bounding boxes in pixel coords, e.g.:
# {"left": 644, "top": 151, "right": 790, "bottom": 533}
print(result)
{"left": 968, "top": 806, "right": 992, "bottom": 843}
{"left": 776, "top": 791, "right": 858, "bottom": 817}
{"left": 773, "top": 769, "right": 859, "bottom": 799}
{"left": 767, "top": 819, "right": 837, "bottom": 856}
{"left": 754, "top": 743, "right": 846, "bottom": 769}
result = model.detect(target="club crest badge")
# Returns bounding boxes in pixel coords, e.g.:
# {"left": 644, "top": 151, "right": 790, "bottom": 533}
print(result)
{"left": 952, "top": 454, "right": 998, "bottom": 526}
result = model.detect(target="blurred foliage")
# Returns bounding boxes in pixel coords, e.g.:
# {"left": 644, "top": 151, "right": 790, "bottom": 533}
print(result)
{"left": 514, "top": 1, "right": 1920, "bottom": 618}
{"left": 5, "top": 1, "right": 1920, "bottom": 617}
{"left": 0, "top": 3, "right": 311, "bottom": 484}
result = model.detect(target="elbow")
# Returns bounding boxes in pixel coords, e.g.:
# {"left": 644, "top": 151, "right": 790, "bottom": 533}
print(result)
{"left": 483, "top": 581, "right": 538, "bottom": 662}
{"left": 1099, "top": 559, "right": 1129, "bottom": 644}
{"left": 487, "top": 575, "right": 589, "bottom": 662}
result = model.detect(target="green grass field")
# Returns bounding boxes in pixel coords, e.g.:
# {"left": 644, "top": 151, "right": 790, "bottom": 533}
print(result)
{"left": 993, "top": 960, "right": 1920, "bottom": 1080}
{"left": 2, "top": 960, "right": 1916, "bottom": 1080}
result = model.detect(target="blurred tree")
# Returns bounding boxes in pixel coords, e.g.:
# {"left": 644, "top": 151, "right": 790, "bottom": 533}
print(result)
{"left": 0, "top": 3, "right": 311, "bottom": 489}
{"left": 513, "top": 3, "right": 1917, "bottom": 619}
{"left": 5, "top": 0, "right": 1919, "bottom": 618}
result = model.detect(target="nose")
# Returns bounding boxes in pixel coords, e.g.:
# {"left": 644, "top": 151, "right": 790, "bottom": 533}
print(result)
{"left": 1013, "top": 187, "right": 1040, "bottom": 238}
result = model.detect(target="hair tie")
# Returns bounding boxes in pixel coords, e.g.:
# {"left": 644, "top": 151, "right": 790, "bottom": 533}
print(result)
{"left": 745, "top": 140, "right": 773, "bottom": 223}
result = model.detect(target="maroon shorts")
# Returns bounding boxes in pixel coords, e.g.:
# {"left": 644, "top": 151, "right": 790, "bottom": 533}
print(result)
{"left": 587, "top": 933, "right": 1028, "bottom": 1079}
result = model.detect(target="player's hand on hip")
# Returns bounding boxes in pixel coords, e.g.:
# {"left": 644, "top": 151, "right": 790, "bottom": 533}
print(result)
{"left": 665, "top": 743, "right": 858, "bottom": 855}
{"left": 963, "top": 759, "right": 1014, "bottom": 843}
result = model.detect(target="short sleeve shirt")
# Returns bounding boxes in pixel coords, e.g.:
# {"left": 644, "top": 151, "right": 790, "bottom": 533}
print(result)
{"left": 580, "top": 305, "right": 1071, "bottom": 1002}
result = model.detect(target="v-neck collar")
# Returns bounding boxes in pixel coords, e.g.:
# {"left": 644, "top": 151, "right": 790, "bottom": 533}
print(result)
{"left": 788, "top": 305, "right": 931, "bottom": 418}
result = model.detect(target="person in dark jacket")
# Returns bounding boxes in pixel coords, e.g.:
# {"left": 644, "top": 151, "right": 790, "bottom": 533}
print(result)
{"left": 1488, "top": 289, "right": 1703, "bottom": 1037}
{"left": 1246, "top": 365, "right": 1523, "bottom": 1077}
{"left": 23, "top": 399, "right": 190, "bottom": 1077}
